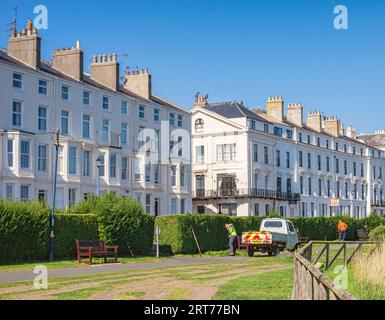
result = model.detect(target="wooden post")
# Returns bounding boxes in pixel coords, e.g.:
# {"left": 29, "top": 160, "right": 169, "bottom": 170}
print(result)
{"left": 191, "top": 228, "right": 202, "bottom": 256}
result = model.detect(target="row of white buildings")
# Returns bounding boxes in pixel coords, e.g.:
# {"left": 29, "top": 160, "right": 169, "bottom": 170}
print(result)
{"left": 1, "top": 20, "right": 385, "bottom": 217}
{"left": 191, "top": 98, "right": 385, "bottom": 218}
{"left": 0, "top": 20, "right": 192, "bottom": 215}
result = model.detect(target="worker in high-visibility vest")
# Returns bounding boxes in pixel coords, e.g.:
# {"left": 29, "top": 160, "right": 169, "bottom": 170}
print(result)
{"left": 225, "top": 224, "right": 238, "bottom": 256}
{"left": 338, "top": 220, "right": 348, "bottom": 241}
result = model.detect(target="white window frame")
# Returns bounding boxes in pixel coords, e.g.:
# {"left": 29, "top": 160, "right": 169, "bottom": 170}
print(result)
{"left": 7, "top": 139, "right": 13, "bottom": 167}
{"left": 13, "top": 73, "right": 22, "bottom": 89}
{"left": 38, "top": 79, "right": 48, "bottom": 96}
{"left": 20, "top": 140, "right": 30, "bottom": 169}
{"left": 12, "top": 100, "right": 22, "bottom": 127}
{"left": 38, "top": 106, "right": 47, "bottom": 132}
{"left": 82, "top": 114, "right": 91, "bottom": 139}
{"left": 68, "top": 146, "right": 77, "bottom": 175}
{"left": 37, "top": 145, "right": 47, "bottom": 172}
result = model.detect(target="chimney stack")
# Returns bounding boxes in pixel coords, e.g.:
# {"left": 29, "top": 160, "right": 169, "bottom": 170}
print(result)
{"left": 346, "top": 126, "right": 357, "bottom": 139}
{"left": 124, "top": 68, "right": 152, "bottom": 99}
{"left": 306, "top": 110, "right": 322, "bottom": 132}
{"left": 194, "top": 92, "right": 209, "bottom": 107}
{"left": 323, "top": 116, "right": 342, "bottom": 137}
{"left": 286, "top": 103, "right": 303, "bottom": 127}
{"left": 266, "top": 97, "right": 284, "bottom": 122}
{"left": 52, "top": 41, "right": 84, "bottom": 81}
{"left": 8, "top": 19, "right": 41, "bottom": 69}
{"left": 90, "top": 53, "right": 120, "bottom": 91}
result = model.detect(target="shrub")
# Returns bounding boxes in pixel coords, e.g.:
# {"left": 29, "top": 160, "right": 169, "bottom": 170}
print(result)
{"left": 54, "top": 214, "right": 99, "bottom": 259}
{"left": 0, "top": 200, "right": 50, "bottom": 263}
{"left": 369, "top": 225, "right": 385, "bottom": 241}
{"left": 92, "top": 193, "right": 155, "bottom": 255}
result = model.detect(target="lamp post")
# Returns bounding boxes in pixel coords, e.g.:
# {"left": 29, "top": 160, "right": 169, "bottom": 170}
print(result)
{"left": 49, "top": 129, "right": 60, "bottom": 262}
{"left": 96, "top": 156, "right": 102, "bottom": 196}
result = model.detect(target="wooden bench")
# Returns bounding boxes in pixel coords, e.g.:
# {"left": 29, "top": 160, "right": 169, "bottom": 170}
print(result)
{"left": 76, "top": 240, "right": 119, "bottom": 265}
{"left": 357, "top": 229, "right": 368, "bottom": 241}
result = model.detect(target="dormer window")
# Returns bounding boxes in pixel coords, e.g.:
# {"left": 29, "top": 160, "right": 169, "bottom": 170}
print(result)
{"left": 248, "top": 120, "right": 256, "bottom": 130}
{"left": 195, "top": 118, "right": 204, "bottom": 132}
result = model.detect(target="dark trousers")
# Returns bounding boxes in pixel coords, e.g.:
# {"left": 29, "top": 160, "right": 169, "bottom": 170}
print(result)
{"left": 339, "top": 231, "right": 347, "bottom": 241}
{"left": 229, "top": 236, "right": 237, "bottom": 255}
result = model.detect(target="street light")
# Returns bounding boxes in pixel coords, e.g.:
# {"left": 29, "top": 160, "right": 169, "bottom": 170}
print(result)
{"left": 96, "top": 156, "right": 102, "bottom": 196}
{"left": 49, "top": 129, "right": 60, "bottom": 262}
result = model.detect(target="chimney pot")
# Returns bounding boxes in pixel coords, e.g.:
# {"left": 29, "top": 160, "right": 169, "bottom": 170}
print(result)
{"left": 27, "top": 19, "right": 33, "bottom": 31}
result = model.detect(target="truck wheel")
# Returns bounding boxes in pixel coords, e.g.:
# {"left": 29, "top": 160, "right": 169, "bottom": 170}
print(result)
{"left": 247, "top": 246, "right": 254, "bottom": 257}
{"left": 268, "top": 247, "right": 278, "bottom": 257}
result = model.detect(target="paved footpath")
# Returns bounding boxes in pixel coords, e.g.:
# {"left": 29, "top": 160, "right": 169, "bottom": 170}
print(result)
{"left": 0, "top": 257, "right": 246, "bottom": 284}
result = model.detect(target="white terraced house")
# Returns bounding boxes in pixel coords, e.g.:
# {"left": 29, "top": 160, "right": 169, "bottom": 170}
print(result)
{"left": 0, "top": 20, "right": 192, "bottom": 215}
{"left": 191, "top": 94, "right": 385, "bottom": 218}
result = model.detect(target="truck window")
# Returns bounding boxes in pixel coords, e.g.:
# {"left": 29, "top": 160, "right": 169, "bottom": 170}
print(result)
{"left": 264, "top": 221, "right": 283, "bottom": 228}
{"left": 287, "top": 222, "right": 295, "bottom": 232}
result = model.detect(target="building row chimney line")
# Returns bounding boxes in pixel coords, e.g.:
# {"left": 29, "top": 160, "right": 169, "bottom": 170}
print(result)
{"left": 91, "top": 53, "right": 118, "bottom": 64}
{"left": 127, "top": 69, "right": 149, "bottom": 76}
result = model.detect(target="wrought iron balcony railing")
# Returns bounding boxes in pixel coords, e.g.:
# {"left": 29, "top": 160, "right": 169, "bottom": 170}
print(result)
{"left": 193, "top": 188, "right": 301, "bottom": 202}
{"left": 371, "top": 200, "right": 385, "bottom": 207}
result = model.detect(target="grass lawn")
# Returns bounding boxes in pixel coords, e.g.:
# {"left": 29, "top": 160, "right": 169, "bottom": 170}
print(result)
{"left": 0, "top": 256, "right": 166, "bottom": 273}
{"left": 324, "top": 263, "right": 385, "bottom": 300}
{"left": 213, "top": 267, "right": 293, "bottom": 300}
{"left": 0, "top": 253, "right": 294, "bottom": 300}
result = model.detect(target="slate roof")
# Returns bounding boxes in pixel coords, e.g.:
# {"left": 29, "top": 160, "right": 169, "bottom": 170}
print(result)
{"left": 205, "top": 101, "right": 268, "bottom": 122}
{"left": 358, "top": 133, "right": 385, "bottom": 148}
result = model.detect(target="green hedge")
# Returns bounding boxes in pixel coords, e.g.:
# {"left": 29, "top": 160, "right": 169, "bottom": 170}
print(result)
{"left": 0, "top": 193, "right": 155, "bottom": 263}
{"left": 0, "top": 200, "right": 50, "bottom": 263}
{"left": 55, "top": 214, "right": 99, "bottom": 259}
{"left": 155, "top": 215, "right": 385, "bottom": 254}
{"left": 94, "top": 193, "right": 155, "bottom": 255}
{"left": 155, "top": 215, "right": 266, "bottom": 254}
{"left": 369, "top": 225, "right": 385, "bottom": 241}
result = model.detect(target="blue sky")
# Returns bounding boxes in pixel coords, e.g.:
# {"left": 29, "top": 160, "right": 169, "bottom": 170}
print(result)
{"left": 1, "top": 0, "right": 384, "bottom": 133}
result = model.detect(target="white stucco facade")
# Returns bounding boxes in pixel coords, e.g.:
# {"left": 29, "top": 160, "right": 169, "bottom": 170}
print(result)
{"left": 0, "top": 23, "right": 192, "bottom": 215}
{"left": 191, "top": 99, "right": 385, "bottom": 218}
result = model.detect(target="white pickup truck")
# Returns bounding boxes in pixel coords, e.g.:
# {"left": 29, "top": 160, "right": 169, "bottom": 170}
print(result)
{"left": 242, "top": 218, "right": 299, "bottom": 257}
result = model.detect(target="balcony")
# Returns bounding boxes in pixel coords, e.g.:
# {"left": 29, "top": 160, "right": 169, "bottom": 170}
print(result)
{"left": 193, "top": 188, "right": 301, "bottom": 202}
{"left": 96, "top": 131, "right": 122, "bottom": 149}
{"left": 372, "top": 201, "right": 385, "bottom": 208}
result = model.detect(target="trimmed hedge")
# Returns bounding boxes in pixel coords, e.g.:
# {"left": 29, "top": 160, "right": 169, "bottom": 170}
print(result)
{"left": 155, "top": 215, "right": 385, "bottom": 254}
{"left": 93, "top": 193, "right": 155, "bottom": 255}
{"left": 0, "top": 193, "right": 155, "bottom": 263}
{"left": 0, "top": 200, "right": 50, "bottom": 263}
{"left": 155, "top": 215, "right": 266, "bottom": 254}
{"left": 55, "top": 214, "right": 99, "bottom": 259}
